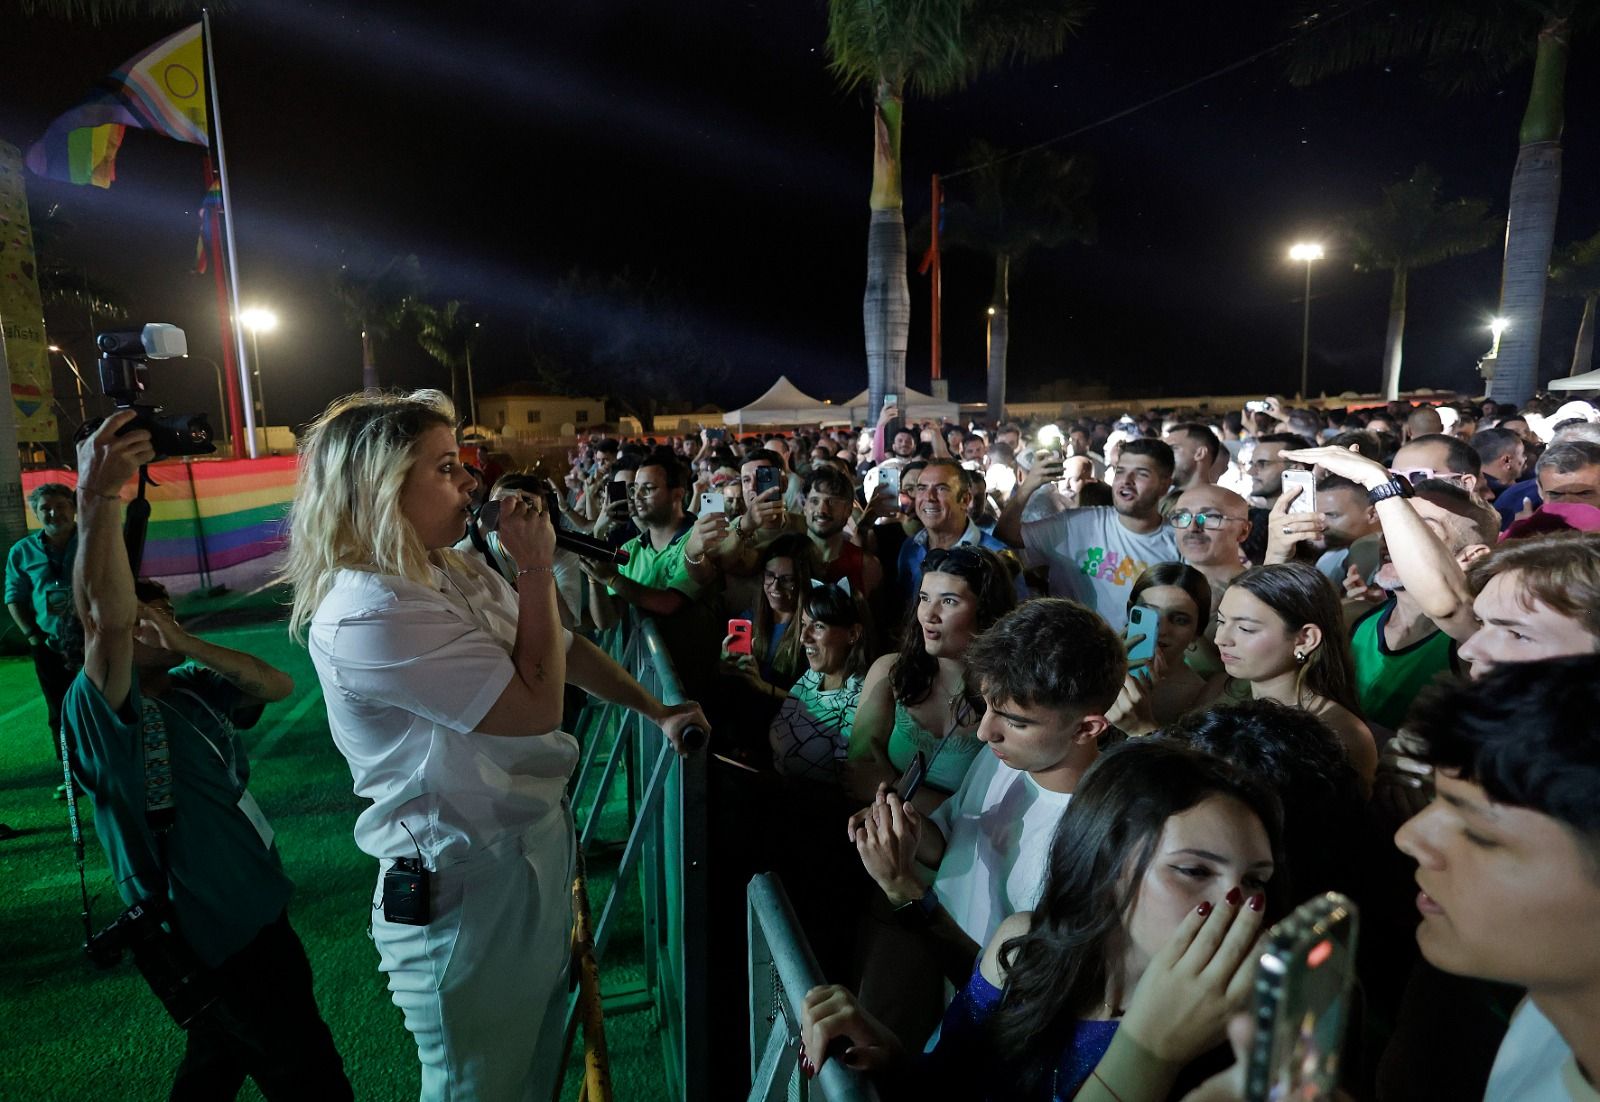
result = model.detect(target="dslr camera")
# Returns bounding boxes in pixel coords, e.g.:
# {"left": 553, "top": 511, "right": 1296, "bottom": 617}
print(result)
{"left": 85, "top": 897, "right": 218, "bottom": 1028}
{"left": 94, "top": 324, "right": 215, "bottom": 458}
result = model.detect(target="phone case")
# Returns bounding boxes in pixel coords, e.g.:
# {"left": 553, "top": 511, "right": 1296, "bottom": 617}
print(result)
{"left": 726, "top": 620, "right": 753, "bottom": 656}
{"left": 1245, "top": 892, "right": 1360, "bottom": 1102}
{"left": 1125, "top": 606, "right": 1160, "bottom": 666}
{"left": 1283, "top": 470, "right": 1317, "bottom": 515}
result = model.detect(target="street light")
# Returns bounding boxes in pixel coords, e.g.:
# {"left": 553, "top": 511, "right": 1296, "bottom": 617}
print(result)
{"left": 240, "top": 307, "right": 278, "bottom": 444}
{"left": 1288, "top": 243, "right": 1324, "bottom": 399}
{"left": 47, "top": 344, "right": 90, "bottom": 422}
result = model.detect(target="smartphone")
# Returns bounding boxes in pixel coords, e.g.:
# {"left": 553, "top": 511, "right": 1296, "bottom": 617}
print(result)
{"left": 707, "top": 427, "right": 726, "bottom": 441}
{"left": 883, "top": 393, "right": 898, "bottom": 408}
{"left": 699, "top": 491, "right": 726, "bottom": 516}
{"left": 1345, "top": 534, "right": 1382, "bottom": 585}
{"left": 1245, "top": 892, "right": 1361, "bottom": 1102}
{"left": 754, "top": 465, "right": 782, "bottom": 498}
{"left": 893, "top": 751, "right": 928, "bottom": 803}
{"left": 877, "top": 466, "right": 901, "bottom": 498}
{"left": 606, "top": 480, "right": 629, "bottom": 504}
{"left": 1125, "top": 605, "right": 1160, "bottom": 668}
{"left": 1246, "top": 399, "right": 1273, "bottom": 414}
{"left": 726, "top": 618, "right": 753, "bottom": 657}
{"left": 1282, "top": 469, "right": 1317, "bottom": 516}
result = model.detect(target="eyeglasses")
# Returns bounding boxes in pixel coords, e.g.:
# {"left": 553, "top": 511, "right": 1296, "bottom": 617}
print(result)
{"left": 1168, "top": 510, "right": 1245, "bottom": 530}
{"left": 763, "top": 573, "right": 799, "bottom": 591}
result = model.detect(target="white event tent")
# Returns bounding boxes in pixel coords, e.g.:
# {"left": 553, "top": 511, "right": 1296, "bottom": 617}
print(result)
{"left": 721, "top": 376, "right": 836, "bottom": 426}
{"left": 843, "top": 385, "right": 959, "bottom": 424}
{"left": 1548, "top": 368, "right": 1600, "bottom": 392}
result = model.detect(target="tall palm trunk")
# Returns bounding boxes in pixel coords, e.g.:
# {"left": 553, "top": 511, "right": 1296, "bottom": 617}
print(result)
{"left": 1489, "top": 18, "right": 1568, "bottom": 408}
{"left": 986, "top": 253, "right": 1011, "bottom": 420}
{"left": 864, "top": 80, "right": 908, "bottom": 424}
{"left": 361, "top": 328, "right": 379, "bottom": 391}
{"left": 1572, "top": 293, "right": 1597, "bottom": 377}
{"left": 0, "top": 322, "right": 26, "bottom": 553}
{"left": 1381, "top": 266, "right": 1408, "bottom": 401}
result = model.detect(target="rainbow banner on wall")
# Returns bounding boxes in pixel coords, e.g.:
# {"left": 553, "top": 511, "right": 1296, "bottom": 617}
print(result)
{"left": 21, "top": 456, "right": 296, "bottom": 577}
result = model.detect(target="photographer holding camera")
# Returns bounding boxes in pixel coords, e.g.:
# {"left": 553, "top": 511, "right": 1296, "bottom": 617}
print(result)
{"left": 64, "top": 411, "right": 350, "bottom": 1099}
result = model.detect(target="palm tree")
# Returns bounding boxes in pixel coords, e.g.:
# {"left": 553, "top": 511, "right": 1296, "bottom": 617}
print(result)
{"left": 414, "top": 299, "right": 480, "bottom": 425}
{"left": 328, "top": 249, "right": 424, "bottom": 391}
{"left": 1288, "top": 1, "right": 1600, "bottom": 408}
{"left": 938, "top": 141, "right": 1095, "bottom": 418}
{"left": 824, "top": 0, "right": 1091, "bottom": 423}
{"left": 1340, "top": 166, "right": 1498, "bottom": 400}
{"left": 1549, "top": 229, "right": 1600, "bottom": 378}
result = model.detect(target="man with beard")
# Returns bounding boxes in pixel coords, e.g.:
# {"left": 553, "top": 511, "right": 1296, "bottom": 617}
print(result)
{"left": 996, "top": 439, "right": 1178, "bottom": 631}
{"left": 802, "top": 466, "right": 881, "bottom": 597}
{"left": 1161, "top": 422, "right": 1222, "bottom": 493}
{"left": 1263, "top": 473, "right": 1382, "bottom": 582}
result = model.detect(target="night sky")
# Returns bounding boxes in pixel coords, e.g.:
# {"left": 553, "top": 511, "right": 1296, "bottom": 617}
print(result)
{"left": 5, "top": 0, "right": 1598, "bottom": 436}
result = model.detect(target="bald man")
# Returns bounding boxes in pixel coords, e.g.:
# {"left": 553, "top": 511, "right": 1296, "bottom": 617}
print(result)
{"left": 1403, "top": 406, "right": 1444, "bottom": 443}
{"left": 1171, "top": 484, "right": 1251, "bottom": 618}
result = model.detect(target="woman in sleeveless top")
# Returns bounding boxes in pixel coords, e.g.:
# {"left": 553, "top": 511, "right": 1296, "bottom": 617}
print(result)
{"left": 847, "top": 545, "right": 1017, "bottom": 814}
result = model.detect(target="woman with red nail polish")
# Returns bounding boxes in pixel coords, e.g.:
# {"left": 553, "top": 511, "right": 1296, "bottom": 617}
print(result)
{"left": 799, "top": 741, "right": 1284, "bottom": 1099}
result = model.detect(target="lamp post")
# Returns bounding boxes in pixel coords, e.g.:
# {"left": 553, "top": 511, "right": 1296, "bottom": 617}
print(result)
{"left": 46, "top": 344, "right": 90, "bottom": 423}
{"left": 1289, "top": 243, "right": 1324, "bottom": 399}
{"left": 465, "top": 321, "right": 481, "bottom": 433}
{"left": 185, "top": 355, "right": 232, "bottom": 456}
{"left": 239, "top": 307, "right": 278, "bottom": 447}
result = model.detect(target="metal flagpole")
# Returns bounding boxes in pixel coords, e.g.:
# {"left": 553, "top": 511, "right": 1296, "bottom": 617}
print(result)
{"left": 202, "top": 8, "right": 259, "bottom": 458}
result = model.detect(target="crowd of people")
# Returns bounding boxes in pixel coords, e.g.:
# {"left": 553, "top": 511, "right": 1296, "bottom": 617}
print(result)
{"left": 12, "top": 385, "right": 1600, "bottom": 1101}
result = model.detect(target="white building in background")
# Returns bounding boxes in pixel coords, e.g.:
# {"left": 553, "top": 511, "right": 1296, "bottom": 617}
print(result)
{"left": 477, "top": 386, "right": 606, "bottom": 440}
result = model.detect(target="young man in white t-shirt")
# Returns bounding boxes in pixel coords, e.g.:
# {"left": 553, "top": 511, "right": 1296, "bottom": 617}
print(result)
{"left": 849, "top": 598, "right": 1126, "bottom": 987}
{"left": 995, "top": 438, "right": 1180, "bottom": 631}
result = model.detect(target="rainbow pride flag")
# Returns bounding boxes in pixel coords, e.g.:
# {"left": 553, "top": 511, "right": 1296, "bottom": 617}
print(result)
{"left": 26, "top": 23, "right": 208, "bottom": 189}
{"left": 20, "top": 456, "right": 295, "bottom": 578}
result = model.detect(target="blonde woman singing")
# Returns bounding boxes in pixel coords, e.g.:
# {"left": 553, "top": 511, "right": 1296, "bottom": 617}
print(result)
{"left": 283, "top": 390, "right": 706, "bottom": 1102}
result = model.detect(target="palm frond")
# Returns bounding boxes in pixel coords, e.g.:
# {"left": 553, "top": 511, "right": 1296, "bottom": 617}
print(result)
{"left": 1285, "top": 0, "right": 1539, "bottom": 90}
{"left": 825, "top": 0, "right": 1089, "bottom": 99}
{"left": 18, "top": 0, "right": 213, "bottom": 25}
{"left": 939, "top": 140, "right": 1095, "bottom": 258}
{"left": 1340, "top": 165, "right": 1498, "bottom": 272}
{"left": 1550, "top": 229, "right": 1600, "bottom": 296}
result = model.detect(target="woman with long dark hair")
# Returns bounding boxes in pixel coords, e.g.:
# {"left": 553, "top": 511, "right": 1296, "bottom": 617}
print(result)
{"left": 1108, "top": 562, "right": 1214, "bottom": 735}
{"left": 803, "top": 740, "right": 1286, "bottom": 1100}
{"left": 768, "top": 580, "right": 873, "bottom": 782}
{"left": 846, "top": 545, "right": 1018, "bottom": 810}
{"left": 1213, "top": 562, "right": 1377, "bottom": 788}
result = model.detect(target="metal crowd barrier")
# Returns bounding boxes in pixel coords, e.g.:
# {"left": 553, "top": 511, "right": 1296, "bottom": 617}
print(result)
{"left": 558, "top": 613, "right": 708, "bottom": 1101}
{"left": 747, "top": 873, "right": 881, "bottom": 1102}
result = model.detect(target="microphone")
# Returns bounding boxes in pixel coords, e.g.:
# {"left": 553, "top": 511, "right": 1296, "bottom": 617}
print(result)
{"left": 475, "top": 499, "right": 631, "bottom": 566}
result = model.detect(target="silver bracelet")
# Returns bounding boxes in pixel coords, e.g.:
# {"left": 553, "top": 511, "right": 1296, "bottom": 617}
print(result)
{"left": 516, "top": 565, "right": 556, "bottom": 580}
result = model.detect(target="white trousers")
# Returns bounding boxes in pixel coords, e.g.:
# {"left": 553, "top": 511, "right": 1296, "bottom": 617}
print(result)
{"left": 371, "top": 810, "right": 576, "bottom": 1102}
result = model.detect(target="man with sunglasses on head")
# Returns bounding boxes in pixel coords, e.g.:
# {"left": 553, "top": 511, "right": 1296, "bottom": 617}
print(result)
{"left": 1390, "top": 433, "right": 1483, "bottom": 497}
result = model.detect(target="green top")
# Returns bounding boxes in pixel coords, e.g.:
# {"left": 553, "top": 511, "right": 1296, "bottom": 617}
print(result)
{"left": 612, "top": 521, "right": 702, "bottom": 598}
{"left": 886, "top": 700, "right": 984, "bottom": 796}
{"left": 1351, "top": 599, "right": 1457, "bottom": 733}
{"left": 63, "top": 666, "right": 292, "bottom": 968}
{"left": 5, "top": 529, "right": 78, "bottom": 647}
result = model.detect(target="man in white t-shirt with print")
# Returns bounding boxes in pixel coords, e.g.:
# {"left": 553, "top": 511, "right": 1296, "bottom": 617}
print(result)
{"left": 849, "top": 599, "right": 1126, "bottom": 987}
{"left": 995, "top": 438, "right": 1180, "bottom": 630}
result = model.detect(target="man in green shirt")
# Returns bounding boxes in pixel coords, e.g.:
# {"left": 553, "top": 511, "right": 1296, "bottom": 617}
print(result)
{"left": 6, "top": 482, "right": 79, "bottom": 790}
{"left": 67, "top": 412, "right": 350, "bottom": 1097}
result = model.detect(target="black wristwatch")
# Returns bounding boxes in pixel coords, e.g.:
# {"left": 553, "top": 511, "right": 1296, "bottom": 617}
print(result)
{"left": 1367, "top": 476, "right": 1413, "bottom": 505}
{"left": 892, "top": 887, "right": 940, "bottom": 928}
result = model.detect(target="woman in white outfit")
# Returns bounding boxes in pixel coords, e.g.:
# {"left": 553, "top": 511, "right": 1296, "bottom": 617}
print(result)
{"left": 284, "top": 390, "right": 705, "bottom": 1101}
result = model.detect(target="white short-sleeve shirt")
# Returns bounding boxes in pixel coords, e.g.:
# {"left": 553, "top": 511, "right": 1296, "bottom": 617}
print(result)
{"left": 1020, "top": 506, "right": 1179, "bottom": 632}
{"left": 309, "top": 550, "right": 578, "bottom": 867}
{"left": 1487, "top": 999, "right": 1599, "bottom": 1102}
{"left": 926, "top": 748, "right": 1073, "bottom": 948}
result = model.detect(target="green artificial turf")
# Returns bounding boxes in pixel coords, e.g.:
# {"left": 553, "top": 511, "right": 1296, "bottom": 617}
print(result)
{"left": 0, "top": 582, "right": 666, "bottom": 1101}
